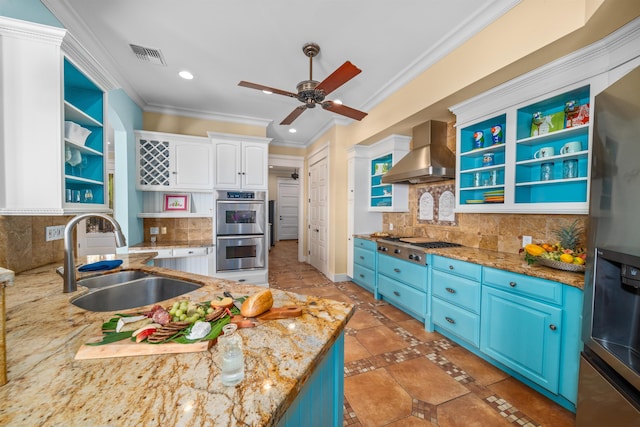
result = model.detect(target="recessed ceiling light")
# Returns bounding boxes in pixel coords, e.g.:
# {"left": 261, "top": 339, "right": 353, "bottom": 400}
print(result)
{"left": 179, "top": 70, "right": 194, "bottom": 80}
{"left": 288, "top": 128, "right": 297, "bottom": 133}
{"left": 262, "top": 90, "right": 272, "bottom": 95}
{"left": 333, "top": 99, "right": 343, "bottom": 105}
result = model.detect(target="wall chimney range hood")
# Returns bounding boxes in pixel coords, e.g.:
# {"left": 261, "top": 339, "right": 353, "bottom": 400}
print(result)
{"left": 381, "top": 120, "right": 455, "bottom": 184}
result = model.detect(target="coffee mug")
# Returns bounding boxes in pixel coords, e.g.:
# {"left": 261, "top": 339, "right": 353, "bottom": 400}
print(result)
{"left": 561, "top": 141, "right": 582, "bottom": 154}
{"left": 534, "top": 146, "right": 555, "bottom": 159}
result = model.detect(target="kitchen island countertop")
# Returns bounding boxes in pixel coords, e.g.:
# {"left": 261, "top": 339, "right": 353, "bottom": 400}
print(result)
{"left": 355, "top": 235, "right": 585, "bottom": 289}
{"left": 0, "top": 253, "right": 354, "bottom": 426}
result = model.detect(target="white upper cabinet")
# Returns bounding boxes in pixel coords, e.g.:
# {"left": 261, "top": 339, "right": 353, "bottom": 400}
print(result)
{"left": 208, "top": 132, "right": 271, "bottom": 190}
{"left": 451, "top": 22, "right": 640, "bottom": 214}
{"left": 367, "top": 135, "right": 410, "bottom": 212}
{"left": 0, "top": 17, "right": 112, "bottom": 215}
{"left": 135, "top": 130, "right": 213, "bottom": 192}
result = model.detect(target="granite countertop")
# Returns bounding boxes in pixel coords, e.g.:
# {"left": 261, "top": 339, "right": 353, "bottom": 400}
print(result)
{"left": 0, "top": 254, "right": 354, "bottom": 426}
{"left": 355, "top": 235, "right": 585, "bottom": 289}
{"left": 129, "top": 239, "right": 215, "bottom": 251}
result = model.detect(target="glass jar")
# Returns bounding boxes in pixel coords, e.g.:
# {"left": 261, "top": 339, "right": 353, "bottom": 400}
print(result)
{"left": 219, "top": 323, "right": 244, "bottom": 386}
{"left": 540, "top": 162, "right": 554, "bottom": 181}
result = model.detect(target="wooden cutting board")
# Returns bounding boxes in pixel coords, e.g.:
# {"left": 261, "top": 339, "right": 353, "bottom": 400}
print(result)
{"left": 75, "top": 337, "right": 214, "bottom": 360}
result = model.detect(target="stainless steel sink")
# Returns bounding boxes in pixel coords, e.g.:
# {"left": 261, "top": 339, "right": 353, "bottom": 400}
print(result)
{"left": 71, "top": 276, "right": 201, "bottom": 312}
{"left": 77, "top": 270, "right": 149, "bottom": 289}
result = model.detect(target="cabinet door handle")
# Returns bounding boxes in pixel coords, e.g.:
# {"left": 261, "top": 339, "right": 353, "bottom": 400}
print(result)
{"left": 393, "top": 291, "right": 400, "bottom": 296}
{"left": 449, "top": 265, "right": 454, "bottom": 270}
{"left": 172, "top": 171, "right": 177, "bottom": 175}
{"left": 549, "top": 324, "right": 557, "bottom": 331}
{"left": 446, "top": 287, "right": 456, "bottom": 294}
{"left": 394, "top": 268, "right": 401, "bottom": 273}
{"left": 359, "top": 256, "right": 364, "bottom": 260}
{"left": 445, "top": 316, "right": 456, "bottom": 324}
{"left": 509, "top": 281, "right": 517, "bottom": 287}
{"left": 359, "top": 274, "right": 365, "bottom": 278}
{"left": 188, "top": 250, "right": 194, "bottom": 254}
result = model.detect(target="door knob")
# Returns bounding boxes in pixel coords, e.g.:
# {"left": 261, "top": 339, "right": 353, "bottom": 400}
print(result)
{"left": 280, "top": 216, "right": 283, "bottom": 220}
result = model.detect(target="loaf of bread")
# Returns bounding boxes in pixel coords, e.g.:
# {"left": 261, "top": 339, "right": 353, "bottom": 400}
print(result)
{"left": 240, "top": 289, "right": 273, "bottom": 317}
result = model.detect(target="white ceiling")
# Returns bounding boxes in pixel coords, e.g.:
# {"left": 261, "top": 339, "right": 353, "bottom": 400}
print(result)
{"left": 44, "top": 0, "right": 519, "bottom": 147}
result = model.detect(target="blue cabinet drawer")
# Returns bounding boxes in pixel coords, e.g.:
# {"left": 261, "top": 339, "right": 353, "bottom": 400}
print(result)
{"left": 432, "top": 255, "right": 482, "bottom": 282}
{"left": 355, "top": 238, "right": 377, "bottom": 251}
{"left": 432, "top": 270, "right": 481, "bottom": 314}
{"left": 432, "top": 297, "right": 480, "bottom": 347}
{"left": 378, "top": 275, "right": 426, "bottom": 320}
{"left": 354, "top": 247, "right": 375, "bottom": 270}
{"left": 483, "top": 267, "right": 563, "bottom": 305}
{"left": 353, "top": 264, "right": 375, "bottom": 293}
{"left": 378, "top": 254, "right": 427, "bottom": 292}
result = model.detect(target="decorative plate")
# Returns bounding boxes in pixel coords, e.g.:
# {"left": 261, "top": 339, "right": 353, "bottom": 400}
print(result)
{"left": 537, "top": 257, "right": 586, "bottom": 273}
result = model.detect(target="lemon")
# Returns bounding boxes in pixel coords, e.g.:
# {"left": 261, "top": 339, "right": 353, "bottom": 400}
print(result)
{"left": 560, "top": 253, "right": 574, "bottom": 263}
{"left": 573, "top": 257, "right": 585, "bottom": 265}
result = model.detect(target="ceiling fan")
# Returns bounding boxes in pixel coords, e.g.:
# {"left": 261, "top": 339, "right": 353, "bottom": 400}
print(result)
{"left": 238, "top": 42, "right": 368, "bottom": 125}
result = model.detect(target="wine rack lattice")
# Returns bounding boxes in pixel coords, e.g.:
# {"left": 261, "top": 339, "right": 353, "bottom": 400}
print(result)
{"left": 139, "top": 139, "right": 171, "bottom": 186}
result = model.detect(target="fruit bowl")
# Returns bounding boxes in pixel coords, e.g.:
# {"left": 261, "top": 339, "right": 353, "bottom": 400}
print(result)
{"left": 537, "top": 257, "right": 586, "bottom": 273}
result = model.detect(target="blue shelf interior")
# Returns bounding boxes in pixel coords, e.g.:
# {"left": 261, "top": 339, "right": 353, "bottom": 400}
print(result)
{"left": 64, "top": 59, "right": 104, "bottom": 125}
{"left": 516, "top": 85, "right": 590, "bottom": 141}
{"left": 460, "top": 114, "right": 507, "bottom": 153}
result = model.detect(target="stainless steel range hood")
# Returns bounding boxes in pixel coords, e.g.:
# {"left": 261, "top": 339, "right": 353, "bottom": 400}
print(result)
{"left": 381, "top": 120, "right": 455, "bottom": 184}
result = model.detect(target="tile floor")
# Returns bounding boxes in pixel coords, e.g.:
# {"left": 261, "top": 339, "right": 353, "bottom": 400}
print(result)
{"left": 268, "top": 240, "right": 576, "bottom": 427}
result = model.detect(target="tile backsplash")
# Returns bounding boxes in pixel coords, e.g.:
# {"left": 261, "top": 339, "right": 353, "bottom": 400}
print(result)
{"left": 0, "top": 216, "right": 72, "bottom": 274}
{"left": 383, "top": 182, "right": 587, "bottom": 255}
{"left": 142, "top": 218, "right": 213, "bottom": 243}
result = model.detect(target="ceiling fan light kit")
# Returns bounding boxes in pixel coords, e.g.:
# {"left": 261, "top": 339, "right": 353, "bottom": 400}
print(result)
{"left": 238, "top": 42, "right": 368, "bottom": 125}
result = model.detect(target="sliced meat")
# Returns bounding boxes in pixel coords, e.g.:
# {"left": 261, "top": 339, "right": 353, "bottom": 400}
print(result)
{"left": 152, "top": 307, "right": 171, "bottom": 325}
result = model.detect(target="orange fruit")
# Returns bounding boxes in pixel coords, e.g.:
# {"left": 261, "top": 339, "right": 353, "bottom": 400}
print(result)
{"left": 560, "top": 253, "right": 574, "bottom": 263}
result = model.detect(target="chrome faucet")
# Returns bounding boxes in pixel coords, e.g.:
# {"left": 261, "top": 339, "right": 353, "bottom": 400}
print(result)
{"left": 61, "top": 213, "right": 127, "bottom": 293}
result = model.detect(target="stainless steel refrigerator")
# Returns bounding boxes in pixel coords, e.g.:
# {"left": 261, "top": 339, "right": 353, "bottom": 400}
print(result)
{"left": 577, "top": 65, "right": 640, "bottom": 425}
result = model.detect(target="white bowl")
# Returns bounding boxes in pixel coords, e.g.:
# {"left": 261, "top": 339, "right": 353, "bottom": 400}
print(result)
{"left": 64, "top": 121, "right": 91, "bottom": 146}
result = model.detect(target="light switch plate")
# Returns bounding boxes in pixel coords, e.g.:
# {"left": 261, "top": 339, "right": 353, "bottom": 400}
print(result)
{"left": 46, "top": 225, "right": 65, "bottom": 241}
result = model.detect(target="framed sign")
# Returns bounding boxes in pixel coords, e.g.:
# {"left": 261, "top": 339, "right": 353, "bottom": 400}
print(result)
{"left": 164, "top": 194, "right": 190, "bottom": 212}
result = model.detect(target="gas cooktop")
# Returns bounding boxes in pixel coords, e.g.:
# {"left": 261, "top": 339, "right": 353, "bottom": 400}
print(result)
{"left": 376, "top": 238, "right": 463, "bottom": 265}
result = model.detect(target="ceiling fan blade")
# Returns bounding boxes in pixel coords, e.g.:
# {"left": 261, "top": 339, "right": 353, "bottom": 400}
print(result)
{"left": 238, "top": 81, "right": 297, "bottom": 98}
{"left": 315, "top": 61, "right": 362, "bottom": 95}
{"left": 322, "top": 101, "right": 368, "bottom": 121}
{"left": 280, "top": 105, "right": 307, "bottom": 125}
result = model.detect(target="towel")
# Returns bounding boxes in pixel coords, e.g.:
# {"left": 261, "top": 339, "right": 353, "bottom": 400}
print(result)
{"left": 78, "top": 260, "right": 123, "bottom": 272}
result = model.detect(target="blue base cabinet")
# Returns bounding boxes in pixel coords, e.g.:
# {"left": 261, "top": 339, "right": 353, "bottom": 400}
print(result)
{"left": 277, "top": 333, "right": 345, "bottom": 427}
{"left": 352, "top": 238, "right": 377, "bottom": 294}
{"left": 377, "top": 253, "right": 429, "bottom": 321}
{"left": 429, "top": 260, "right": 583, "bottom": 412}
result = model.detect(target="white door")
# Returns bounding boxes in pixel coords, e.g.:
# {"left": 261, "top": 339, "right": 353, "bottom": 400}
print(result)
{"left": 277, "top": 178, "right": 299, "bottom": 240}
{"left": 308, "top": 156, "right": 328, "bottom": 275}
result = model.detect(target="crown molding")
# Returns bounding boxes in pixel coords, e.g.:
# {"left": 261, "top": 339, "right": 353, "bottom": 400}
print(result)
{"left": 0, "top": 16, "right": 66, "bottom": 44}
{"left": 450, "top": 16, "right": 640, "bottom": 123}
{"left": 144, "top": 104, "right": 271, "bottom": 129}
{"left": 361, "top": 0, "right": 522, "bottom": 112}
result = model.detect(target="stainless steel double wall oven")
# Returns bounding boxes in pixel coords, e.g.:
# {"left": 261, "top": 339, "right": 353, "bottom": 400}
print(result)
{"left": 215, "top": 190, "right": 266, "bottom": 272}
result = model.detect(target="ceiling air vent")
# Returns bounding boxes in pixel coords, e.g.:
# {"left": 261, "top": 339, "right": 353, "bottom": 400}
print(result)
{"left": 129, "top": 44, "right": 167, "bottom": 66}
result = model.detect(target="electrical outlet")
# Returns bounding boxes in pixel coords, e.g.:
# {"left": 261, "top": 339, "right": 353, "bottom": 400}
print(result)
{"left": 522, "top": 235, "right": 532, "bottom": 247}
{"left": 161, "top": 227, "right": 167, "bottom": 234}
{"left": 389, "top": 223, "right": 394, "bottom": 231}
{"left": 46, "top": 225, "right": 65, "bottom": 241}
{"left": 150, "top": 227, "right": 159, "bottom": 235}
